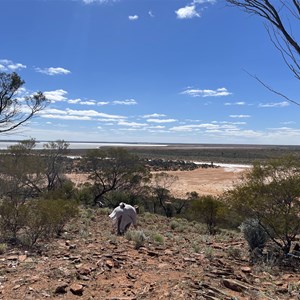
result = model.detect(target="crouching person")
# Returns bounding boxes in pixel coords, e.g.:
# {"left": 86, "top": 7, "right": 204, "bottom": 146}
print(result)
{"left": 109, "top": 202, "right": 137, "bottom": 235}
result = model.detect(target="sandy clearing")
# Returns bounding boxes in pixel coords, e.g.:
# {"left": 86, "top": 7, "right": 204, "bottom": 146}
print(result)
{"left": 66, "top": 166, "right": 247, "bottom": 199}
{"left": 163, "top": 167, "right": 245, "bottom": 198}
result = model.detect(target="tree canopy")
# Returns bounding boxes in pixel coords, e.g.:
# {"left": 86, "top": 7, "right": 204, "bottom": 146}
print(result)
{"left": 0, "top": 72, "right": 47, "bottom": 133}
{"left": 227, "top": 0, "right": 299, "bottom": 79}
{"left": 226, "top": 155, "right": 300, "bottom": 254}
{"left": 83, "top": 148, "right": 150, "bottom": 206}
{"left": 227, "top": 0, "right": 300, "bottom": 106}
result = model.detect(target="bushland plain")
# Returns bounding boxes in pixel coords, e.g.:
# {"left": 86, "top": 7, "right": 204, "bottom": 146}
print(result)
{"left": 0, "top": 142, "right": 300, "bottom": 299}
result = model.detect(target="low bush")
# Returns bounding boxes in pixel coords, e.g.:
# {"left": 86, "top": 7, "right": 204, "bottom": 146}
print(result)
{"left": 0, "top": 198, "right": 78, "bottom": 248}
{"left": 151, "top": 233, "right": 165, "bottom": 245}
{"left": 0, "top": 199, "right": 28, "bottom": 239}
{"left": 170, "top": 220, "right": 180, "bottom": 230}
{"left": 125, "top": 230, "right": 146, "bottom": 249}
{"left": 240, "top": 218, "right": 269, "bottom": 251}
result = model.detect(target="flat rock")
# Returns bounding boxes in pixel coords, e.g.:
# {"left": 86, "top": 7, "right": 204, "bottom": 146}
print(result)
{"left": 223, "top": 278, "right": 252, "bottom": 293}
{"left": 55, "top": 282, "right": 68, "bottom": 294}
{"left": 70, "top": 283, "right": 84, "bottom": 296}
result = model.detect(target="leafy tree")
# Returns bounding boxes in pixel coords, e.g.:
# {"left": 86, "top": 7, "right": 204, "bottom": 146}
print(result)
{"left": 83, "top": 148, "right": 150, "bottom": 206}
{"left": 226, "top": 0, "right": 300, "bottom": 105}
{"left": 0, "top": 139, "right": 44, "bottom": 200}
{"left": 188, "top": 195, "right": 226, "bottom": 235}
{"left": 42, "top": 140, "right": 70, "bottom": 191}
{"left": 152, "top": 172, "right": 178, "bottom": 217}
{"left": 226, "top": 155, "right": 300, "bottom": 254}
{"left": 0, "top": 72, "right": 47, "bottom": 133}
{"left": 0, "top": 139, "right": 71, "bottom": 203}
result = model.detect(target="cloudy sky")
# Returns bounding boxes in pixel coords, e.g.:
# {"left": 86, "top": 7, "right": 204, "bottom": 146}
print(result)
{"left": 1, "top": 0, "right": 299, "bottom": 145}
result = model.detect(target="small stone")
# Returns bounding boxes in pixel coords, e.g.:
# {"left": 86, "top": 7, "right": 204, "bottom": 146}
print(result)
{"left": 223, "top": 278, "right": 250, "bottom": 292}
{"left": 241, "top": 266, "right": 252, "bottom": 273}
{"left": 70, "top": 283, "right": 84, "bottom": 296}
{"left": 164, "top": 249, "right": 173, "bottom": 255}
{"left": 41, "top": 291, "right": 51, "bottom": 297}
{"left": 7, "top": 255, "right": 18, "bottom": 261}
{"left": 158, "top": 263, "right": 169, "bottom": 269}
{"left": 12, "top": 284, "right": 21, "bottom": 290}
{"left": 106, "top": 259, "right": 114, "bottom": 269}
{"left": 18, "top": 255, "right": 27, "bottom": 262}
{"left": 55, "top": 283, "right": 68, "bottom": 294}
{"left": 80, "top": 275, "right": 90, "bottom": 281}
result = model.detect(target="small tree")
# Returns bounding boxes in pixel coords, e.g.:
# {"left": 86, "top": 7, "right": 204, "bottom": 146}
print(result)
{"left": 83, "top": 148, "right": 150, "bottom": 206}
{"left": 0, "top": 139, "right": 44, "bottom": 200}
{"left": 189, "top": 195, "right": 226, "bottom": 235}
{"left": 0, "top": 72, "right": 47, "bottom": 133}
{"left": 226, "top": 155, "right": 300, "bottom": 255}
{"left": 42, "top": 140, "right": 70, "bottom": 191}
{"left": 152, "top": 172, "right": 178, "bottom": 217}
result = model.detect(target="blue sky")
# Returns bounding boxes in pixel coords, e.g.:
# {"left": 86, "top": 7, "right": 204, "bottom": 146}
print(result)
{"left": 1, "top": 0, "right": 299, "bottom": 145}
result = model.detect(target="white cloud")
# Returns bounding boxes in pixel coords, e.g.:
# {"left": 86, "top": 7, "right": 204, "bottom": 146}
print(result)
{"left": 97, "top": 101, "right": 110, "bottom": 106}
{"left": 113, "top": 99, "right": 137, "bottom": 105}
{"left": 147, "top": 118, "right": 177, "bottom": 123}
{"left": 224, "top": 101, "right": 246, "bottom": 106}
{"left": 181, "top": 87, "right": 232, "bottom": 97}
{"left": 80, "top": 100, "right": 96, "bottom": 106}
{"left": 82, "top": 0, "right": 118, "bottom": 4}
{"left": 128, "top": 15, "right": 139, "bottom": 21}
{"left": 68, "top": 99, "right": 81, "bottom": 104}
{"left": 258, "top": 101, "right": 290, "bottom": 108}
{"left": 175, "top": 5, "right": 199, "bottom": 19}
{"left": 142, "top": 113, "right": 167, "bottom": 118}
{"left": 229, "top": 115, "right": 251, "bottom": 118}
{"left": 170, "top": 123, "right": 219, "bottom": 132}
{"left": 148, "top": 125, "right": 166, "bottom": 129}
{"left": 0, "top": 59, "right": 26, "bottom": 71}
{"left": 192, "top": 0, "right": 216, "bottom": 3}
{"left": 281, "top": 121, "right": 296, "bottom": 125}
{"left": 118, "top": 121, "right": 147, "bottom": 127}
{"left": 149, "top": 11, "right": 154, "bottom": 17}
{"left": 44, "top": 89, "right": 68, "bottom": 102}
{"left": 41, "top": 114, "right": 92, "bottom": 121}
{"left": 175, "top": 0, "right": 215, "bottom": 20}
{"left": 35, "top": 67, "right": 71, "bottom": 76}
{"left": 212, "top": 120, "right": 247, "bottom": 125}
{"left": 97, "top": 118, "right": 120, "bottom": 122}
{"left": 66, "top": 109, "right": 125, "bottom": 119}
{"left": 170, "top": 122, "right": 242, "bottom": 132}
{"left": 41, "top": 108, "right": 126, "bottom": 121}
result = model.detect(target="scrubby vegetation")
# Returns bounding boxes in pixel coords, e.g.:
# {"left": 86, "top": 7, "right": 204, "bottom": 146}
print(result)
{"left": 0, "top": 140, "right": 300, "bottom": 269}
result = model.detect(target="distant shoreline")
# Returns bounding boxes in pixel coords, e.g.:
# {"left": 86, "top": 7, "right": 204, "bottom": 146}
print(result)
{"left": 1, "top": 140, "right": 300, "bottom": 150}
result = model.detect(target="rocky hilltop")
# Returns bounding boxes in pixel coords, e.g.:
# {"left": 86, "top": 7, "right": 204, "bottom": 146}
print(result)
{"left": 0, "top": 209, "right": 299, "bottom": 300}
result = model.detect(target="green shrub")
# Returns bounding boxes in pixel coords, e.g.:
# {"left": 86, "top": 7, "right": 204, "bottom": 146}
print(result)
{"left": 125, "top": 230, "right": 146, "bottom": 249}
{"left": 226, "top": 156, "right": 300, "bottom": 255}
{"left": 0, "top": 199, "right": 28, "bottom": 239}
{"left": 77, "top": 184, "right": 94, "bottom": 206}
{"left": 97, "top": 207, "right": 111, "bottom": 216}
{"left": 227, "top": 246, "right": 242, "bottom": 259}
{"left": 170, "top": 220, "right": 180, "bottom": 230}
{"left": 188, "top": 195, "right": 227, "bottom": 235}
{"left": 192, "top": 242, "right": 200, "bottom": 253}
{"left": 240, "top": 219, "right": 269, "bottom": 251}
{"left": 0, "top": 243, "right": 7, "bottom": 254}
{"left": 152, "top": 233, "right": 165, "bottom": 245}
{"left": 23, "top": 199, "right": 78, "bottom": 247}
{"left": 0, "top": 198, "right": 78, "bottom": 248}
